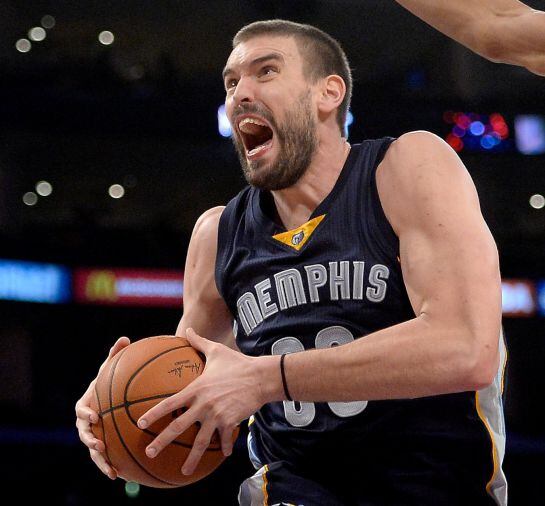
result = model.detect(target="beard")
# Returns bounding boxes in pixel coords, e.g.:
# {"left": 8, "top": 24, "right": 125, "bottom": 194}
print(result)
{"left": 231, "top": 90, "right": 318, "bottom": 191}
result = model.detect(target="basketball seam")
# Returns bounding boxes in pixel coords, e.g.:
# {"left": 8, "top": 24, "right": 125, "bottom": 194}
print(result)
{"left": 122, "top": 344, "right": 221, "bottom": 452}
{"left": 108, "top": 345, "right": 179, "bottom": 487}
{"left": 94, "top": 382, "right": 113, "bottom": 466}
{"left": 99, "top": 393, "right": 178, "bottom": 416}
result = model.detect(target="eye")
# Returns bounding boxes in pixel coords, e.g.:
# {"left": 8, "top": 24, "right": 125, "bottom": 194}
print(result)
{"left": 259, "top": 66, "right": 278, "bottom": 77}
{"left": 225, "top": 78, "right": 238, "bottom": 90}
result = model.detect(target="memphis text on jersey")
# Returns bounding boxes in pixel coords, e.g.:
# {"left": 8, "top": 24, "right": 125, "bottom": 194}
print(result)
{"left": 236, "top": 260, "right": 390, "bottom": 335}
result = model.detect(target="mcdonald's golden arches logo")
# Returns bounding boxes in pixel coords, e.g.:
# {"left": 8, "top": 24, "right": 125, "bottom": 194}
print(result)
{"left": 85, "top": 271, "right": 118, "bottom": 301}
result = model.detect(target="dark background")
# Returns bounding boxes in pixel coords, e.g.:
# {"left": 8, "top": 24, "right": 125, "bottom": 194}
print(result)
{"left": 1, "top": 1, "right": 544, "bottom": 504}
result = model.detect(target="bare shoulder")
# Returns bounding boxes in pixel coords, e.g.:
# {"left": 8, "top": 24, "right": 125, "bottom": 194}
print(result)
{"left": 186, "top": 206, "right": 226, "bottom": 272}
{"left": 179, "top": 205, "right": 235, "bottom": 346}
{"left": 377, "top": 130, "right": 479, "bottom": 233}
{"left": 192, "top": 206, "right": 225, "bottom": 239}
{"left": 382, "top": 130, "right": 466, "bottom": 178}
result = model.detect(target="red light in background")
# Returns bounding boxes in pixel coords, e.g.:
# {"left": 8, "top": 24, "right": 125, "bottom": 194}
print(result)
{"left": 454, "top": 113, "right": 471, "bottom": 129}
{"left": 447, "top": 133, "right": 464, "bottom": 152}
{"left": 444, "top": 111, "right": 509, "bottom": 152}
{"left": 490, "top": 113, "right": 506, "bottom": 125}
{"left": 492, "top": 123, "right": 509, "bottom": 139}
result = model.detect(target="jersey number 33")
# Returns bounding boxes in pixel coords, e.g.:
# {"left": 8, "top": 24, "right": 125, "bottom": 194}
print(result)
{"left": 271, "top": 325, "right": 368, "bottom": 427}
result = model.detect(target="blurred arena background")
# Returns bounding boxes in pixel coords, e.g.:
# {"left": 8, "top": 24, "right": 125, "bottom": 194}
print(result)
{"left": 0, "top": 1, "right": 544, "bottom": 504}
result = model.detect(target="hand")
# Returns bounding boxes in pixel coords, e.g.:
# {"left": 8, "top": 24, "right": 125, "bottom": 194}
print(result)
{"left": 75, "top": 336, "right": 131, "bottom": 480}
{"left": 136, "top": 328, "right": 278, "bottom": 476}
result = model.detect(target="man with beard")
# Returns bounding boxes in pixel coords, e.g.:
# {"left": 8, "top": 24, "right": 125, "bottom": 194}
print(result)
{"left": 76, "top": 20, "right": 505, "bottom": 505}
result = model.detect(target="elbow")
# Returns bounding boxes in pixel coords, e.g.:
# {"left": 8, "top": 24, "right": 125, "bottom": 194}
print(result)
{"left": 527, "top": 58, "right": 545, "bottom": 77}
{"left": 477, "top": 27, "right": 507, "bottom": 64}
{"left": 472, "top": 15, "right": 517, "bottom": 64}
{"left": 459, "top": 338, "right": 500, "bottom": 391}
{"left": 467, "top": 356, "right": 497, "bottom": 390}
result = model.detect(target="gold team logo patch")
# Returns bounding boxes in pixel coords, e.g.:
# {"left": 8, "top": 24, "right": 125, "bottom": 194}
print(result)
{"left": 272, "top": 214, "right": 326, "bottom": 251}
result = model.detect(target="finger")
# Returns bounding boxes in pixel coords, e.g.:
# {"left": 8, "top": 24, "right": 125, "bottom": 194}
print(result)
{"left": 181, "top": 422, "right": 215, "bottom": 475}
{"left": 137, "top": 391, "right": 190, "bottom": 431}
{"left": 108, "top": 336, "right": 131, "bottom": 359}
{"left": 219, "top": 426, "right": 234, "bottom": 457}
{"left": 90, "top": 449, "right": 118, "bottom": 480}
{"left": 76, "top": 423, "right": 101, "bottom": 450}
{"left": 143, "top": 408, "right": 197, "bottom": 459}
{"left": 75, "top": 403, "right": 98, "bottom": 424}
{"left": 75, "top": 416, "right": 104, "bottom": 451}
{"left": 185, "top": 328, "right": 213, "bottom": 354}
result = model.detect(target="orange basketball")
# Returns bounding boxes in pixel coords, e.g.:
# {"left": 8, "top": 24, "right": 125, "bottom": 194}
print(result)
{"left": 90, "top": 335, "right": 238, "bottom": 488}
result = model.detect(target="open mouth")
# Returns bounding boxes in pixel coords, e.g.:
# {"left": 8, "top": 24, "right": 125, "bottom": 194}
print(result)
{"left": 237, "top": 116, "right": 274, "bottom": 158}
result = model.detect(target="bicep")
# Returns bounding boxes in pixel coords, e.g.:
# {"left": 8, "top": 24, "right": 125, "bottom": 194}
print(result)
{"left": 378, "top": 132, "right": 502, "bottom": 339}
{"left": 175, "top": 207, "right": 236, "bottom": 349}
{"left": 399, "top": 202, "right": 501, "bottom": 333}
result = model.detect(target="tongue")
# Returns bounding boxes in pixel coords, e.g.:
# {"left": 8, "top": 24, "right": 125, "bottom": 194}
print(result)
{"left": 248, "top": 139, "right": 272, "bottom": 156}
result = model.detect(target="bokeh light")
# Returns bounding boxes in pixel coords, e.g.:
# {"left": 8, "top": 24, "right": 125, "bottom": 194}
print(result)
{"left": 125, "top": 481, "right": 140, "bottom": 498}
{"left": 98, "top": 31, "right": 115, "bottom": 45}
{"left": 446, "top": 133, "right": 464, "bottom": 152}
{"left": 108, "top": 184, "right": 125, "bottom": 199}
{"left": 469, "top": 121, "right": 485, "bottom": 136}
{"left": 16, "top": 39, "right": 32, "bottom": 53}
{"left": 41, "top": 15, "right": 55, "bottom": 29}
{"left": 23, "top": 192, "right": 38, "bottom": 206}
{"left": 529, "top": 194, "right": 545, "bottom": 209}
{"left": 36, "top": 181, "right": 53, "bottom": 197}
{"left": 444, "top": 111, "right": 510, "bottom": 153}
{"left": 217, "top": 105, "right": 232, "bottom": 137}
{"left": 28, "top": 27, "right": 46, "bottom": 42}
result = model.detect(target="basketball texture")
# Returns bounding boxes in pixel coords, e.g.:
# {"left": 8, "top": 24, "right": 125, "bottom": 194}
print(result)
{"left": 90, "top": 335, "right": 238, "bottom": 488}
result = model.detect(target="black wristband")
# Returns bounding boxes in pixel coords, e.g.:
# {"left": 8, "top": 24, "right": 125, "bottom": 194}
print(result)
{"left": 280, "top": 353, "right": 293, "bottom": 401}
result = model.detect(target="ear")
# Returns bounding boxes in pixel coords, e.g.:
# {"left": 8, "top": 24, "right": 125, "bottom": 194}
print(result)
{"left": 316, "top": 74, "right": 346, "bottom": 116}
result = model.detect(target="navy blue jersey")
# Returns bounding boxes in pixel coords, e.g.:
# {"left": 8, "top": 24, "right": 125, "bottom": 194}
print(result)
{"left": 216, "top": 138, "right": 507, "bottom": 505}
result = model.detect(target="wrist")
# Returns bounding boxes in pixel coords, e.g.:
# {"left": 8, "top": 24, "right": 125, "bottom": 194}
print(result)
{"left": 254, "top": 354, "right": 285, "bottom": 404}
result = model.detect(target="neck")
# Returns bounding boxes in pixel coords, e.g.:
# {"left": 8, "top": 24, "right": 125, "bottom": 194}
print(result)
{"left": 270, "top": 135, "right": 351, "bottom": 230}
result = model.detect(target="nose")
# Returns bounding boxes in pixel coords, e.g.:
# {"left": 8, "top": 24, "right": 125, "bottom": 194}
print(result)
{"left": 231, "top": 75, "right": 255, "bottom": 108}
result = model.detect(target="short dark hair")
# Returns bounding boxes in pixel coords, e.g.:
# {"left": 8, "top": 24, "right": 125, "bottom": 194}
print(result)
{"left": 233, "top": 19, "right": 352, "bottom": 136}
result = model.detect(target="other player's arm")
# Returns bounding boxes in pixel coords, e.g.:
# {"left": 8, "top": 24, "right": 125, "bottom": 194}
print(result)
{"left": 395, "top": 0, "right": 545, "bottom": 76}
{"left": 174, "top": 206, "right": 237, "bottom": 350}
{"left": 275, "top": 131, "right": 502, "bottom": 401}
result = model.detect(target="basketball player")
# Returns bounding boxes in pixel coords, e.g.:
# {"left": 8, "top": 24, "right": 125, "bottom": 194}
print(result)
{"left": 76, "top": 20, "right": 508, "bottom": 505}
{"left": 395, "top": 0, "right": 545, "bottom": 76}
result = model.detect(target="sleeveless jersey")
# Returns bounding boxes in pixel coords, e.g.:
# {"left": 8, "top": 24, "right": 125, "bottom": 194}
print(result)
{"left": 215, "top": 138, "right": 507, "bottom": 505}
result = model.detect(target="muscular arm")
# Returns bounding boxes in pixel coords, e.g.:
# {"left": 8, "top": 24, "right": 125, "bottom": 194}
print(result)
{"left": 269, "top": 131, "right": 502, "bottom": 402}
{"left": 175, "top": 206, "right": 236, "bottom": 349}
{"left": 137, "top": 133, "right": 503, "bottom": 473}
{"left": 395, "top": 0, "right": 545, "bottom": 76}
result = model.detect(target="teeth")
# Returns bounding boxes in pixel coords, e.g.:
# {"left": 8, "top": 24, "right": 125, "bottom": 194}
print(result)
{"left": 248, "top": 139, "right": 272, "bottom": 156}
{"left": 238, "top": 117, "right": 268, "bottom": 129}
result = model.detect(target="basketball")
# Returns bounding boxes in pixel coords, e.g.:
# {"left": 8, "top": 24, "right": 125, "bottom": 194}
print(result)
{"left": 89, "top": 335, "right": 238, "bottom": 488}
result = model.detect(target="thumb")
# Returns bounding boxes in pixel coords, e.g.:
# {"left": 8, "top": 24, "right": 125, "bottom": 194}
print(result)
{"left": 108, "top": 336, "right": 131, "bottom": 359}
{"left": 186, "top": 328, "right": 213, "bottom": 355}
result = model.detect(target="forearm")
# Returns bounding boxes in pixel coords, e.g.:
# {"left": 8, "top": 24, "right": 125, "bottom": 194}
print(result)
{"left": 491, "top": 10, "right": 545, "bottom": 75}
{"left": 260, "top": 315, "right": 492, "bottom": 404}
{"left": 176, "top": 311, "right": 237, "bottom": 349}
{"left": 395, "top": 0, "right": 545, "bottom": 75}
{"left": 395, "top": 0, "right": 481, "bottom": 45}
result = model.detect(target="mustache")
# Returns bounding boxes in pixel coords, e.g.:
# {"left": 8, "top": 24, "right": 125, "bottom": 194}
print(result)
{"left": 232, "top": 103, "right": 275, "bottom": 127}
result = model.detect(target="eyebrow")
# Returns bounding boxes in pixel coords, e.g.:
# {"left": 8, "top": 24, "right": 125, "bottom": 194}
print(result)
{"left": 222, "top": 52, "right": 285, "bottom": 80}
